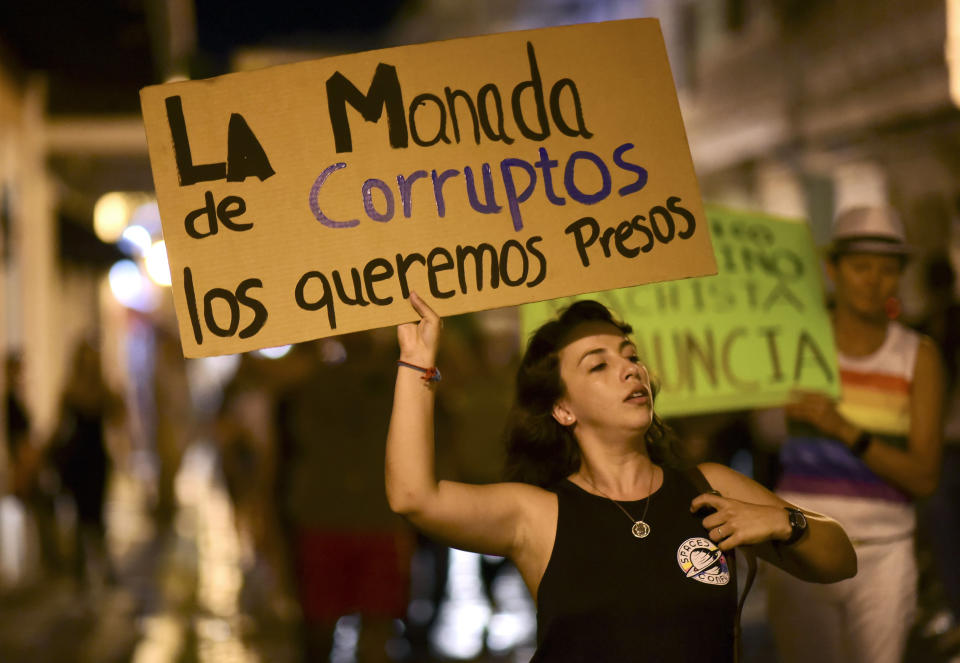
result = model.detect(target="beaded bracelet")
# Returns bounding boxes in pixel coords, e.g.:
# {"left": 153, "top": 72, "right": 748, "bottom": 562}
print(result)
{"left": 397, "top": 360, "right": 442, "bottom": 383}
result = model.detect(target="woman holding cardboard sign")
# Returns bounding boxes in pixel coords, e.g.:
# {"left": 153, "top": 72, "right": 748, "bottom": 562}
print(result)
{"left": 768, "top": 206, "right": 945, "bottom": 663}
{"left": 386, "top": 293, "right": 855, "bottom": 661}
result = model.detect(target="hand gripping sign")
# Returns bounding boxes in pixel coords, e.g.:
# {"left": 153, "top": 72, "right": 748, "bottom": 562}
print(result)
{"left": 140, "top": 19, "right": 717, "bottom": 357}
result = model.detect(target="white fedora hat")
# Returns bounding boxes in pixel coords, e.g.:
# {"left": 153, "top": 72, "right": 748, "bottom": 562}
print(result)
{"left": 829, "top": 206, "right": 910, "bottom": 257}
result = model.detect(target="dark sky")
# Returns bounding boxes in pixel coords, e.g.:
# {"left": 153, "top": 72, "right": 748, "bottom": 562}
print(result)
{"left": 0, "top": 0, "right": 409, "bottom": 113}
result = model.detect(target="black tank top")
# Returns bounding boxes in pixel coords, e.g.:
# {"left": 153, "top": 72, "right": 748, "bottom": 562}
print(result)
{"left": 533, "top": 466, "right": 737, "bottom": 662}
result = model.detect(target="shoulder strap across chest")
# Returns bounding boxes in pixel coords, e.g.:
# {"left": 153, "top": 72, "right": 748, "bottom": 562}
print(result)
{"left": 683, "top": 466, "right": 757, "bottom": 663}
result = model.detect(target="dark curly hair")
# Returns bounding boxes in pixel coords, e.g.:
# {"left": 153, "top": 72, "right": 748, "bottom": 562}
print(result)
{"left": 504, "top": 300, "right": 682, "bottom": 487}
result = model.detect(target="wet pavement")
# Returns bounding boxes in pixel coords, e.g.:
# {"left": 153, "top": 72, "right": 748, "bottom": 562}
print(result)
{"left": 0, "top": 442, "right": 298, "bottom": 663}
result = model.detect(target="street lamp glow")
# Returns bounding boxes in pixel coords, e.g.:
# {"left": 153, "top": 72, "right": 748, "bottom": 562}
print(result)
{"left": 130, "top": 200, "right": 162, "bottom": 235}
{"left": 119, "top": 224, "right": 153, "bottom": 256}
{"left": 145, "top": 240, "right": 172, "bottom": 287}
{"left": 108, "top": 259, "right": 156, "bottom": 312}
{"left": 256, "top": 345, "right": 292, "bottom": 359}
{"left": 93, "top": 192, "right": 131, "bottom": 243}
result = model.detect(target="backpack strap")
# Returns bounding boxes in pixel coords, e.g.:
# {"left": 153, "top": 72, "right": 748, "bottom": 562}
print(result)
{"left": 684, "top": 466, "right": 757, "bottom": 663}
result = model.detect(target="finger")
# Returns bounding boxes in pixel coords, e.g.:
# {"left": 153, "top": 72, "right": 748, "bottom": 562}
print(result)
{"left": 786, "top": 389, "right": 807, "bottom": 404}
{"left": 701, "top": 513, "right": 724, "bottom": 530}
{"left": 791, "top": 396, "right": 816, "bottom": 410}
{"left": 408, "top": 291, "right": 439, "bottom": 322}
{"left": 805, "top": 398, "right": 827, "bottom": 413}
{"left": 798, "top": 391, "right": 834, "bottom": 408}
{"left": 709, "top": 525, "right": 730, "bottom": 543}
{"left": 784, "top": 402, "right": 813, "bottom": 421}
{"left": 790, "top": 391, "right": 829, "bottom": 407}
{"left": 690, "top": 493, "right": 728, "bottom": 513}
{"left": 716, "top": 533, "right": 739, "bottom": 551}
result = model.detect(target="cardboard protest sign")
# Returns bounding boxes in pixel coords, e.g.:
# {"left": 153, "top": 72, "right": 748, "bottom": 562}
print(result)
{"left": 140, "top": 19, "right": 716, "bottom": 357}
{"left": 520, "top": 207, "right": 841, "bottom": 417}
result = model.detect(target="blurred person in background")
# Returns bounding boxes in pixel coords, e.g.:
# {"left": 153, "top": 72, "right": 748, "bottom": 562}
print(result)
{"left": 768, "top": 206, "right": 945, "bottom": 663}
{"left": 5, "top": 354, "right": 61, "bottom": 576}
{"left": 914, "top": 253, "right": 960, "bottom": 651}
{"left": 50, "top": 340, "right": 125, "bottom": 591}
{"left": 276, "top": 333, "right": 412, "bottom": 663}
{"left": 215, "top": 352, "right": 295, "bottom": 621}
{"left": 387, "top": 294, "right": 856, "bottom": 662}
{"left": 438, "top": 315, "right": 524, "bottom": 655}
{"left": 6, "top": 355, "right": 31, "bottom": 495}
{"left": 152, "top": 326, "right": 193, "bottom": 534}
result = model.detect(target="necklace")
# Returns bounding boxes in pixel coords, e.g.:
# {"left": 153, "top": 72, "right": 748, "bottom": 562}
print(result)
{"left": 582, "top": 467, "right": 657, "bottom": 539}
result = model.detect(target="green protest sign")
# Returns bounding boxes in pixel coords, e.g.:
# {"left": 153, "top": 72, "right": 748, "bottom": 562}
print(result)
{"left": 520, "top": 206, "right": 840, "bottom": 417}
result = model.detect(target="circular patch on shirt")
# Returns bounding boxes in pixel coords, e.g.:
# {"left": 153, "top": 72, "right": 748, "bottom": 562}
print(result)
{"left": 677, "top": 537, "right": 730, "bottom": 586}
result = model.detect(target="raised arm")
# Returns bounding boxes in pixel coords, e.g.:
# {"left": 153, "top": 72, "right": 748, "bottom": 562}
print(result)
{"left": 694, "top": 463, "right": 857, "bottom": 583}
{"left": 385, "top": 293, "right": 549, "bottom": 559}
{"left": 785, "top": 337, "right": 945, "bottom": 498}
{"left": 384, "top": 291, "right": 444, "bottom": 520}
{"left": 845, "top": 337, "right": 944, "bottom": 497}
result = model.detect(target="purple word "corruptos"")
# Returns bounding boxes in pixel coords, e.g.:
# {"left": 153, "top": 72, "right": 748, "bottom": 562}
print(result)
{"left": 308, "top": 142, "right": 649, "bottom": 232}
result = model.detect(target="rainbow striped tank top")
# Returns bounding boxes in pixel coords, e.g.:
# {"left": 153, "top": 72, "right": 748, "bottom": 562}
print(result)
{"left": 779, "top": 321, "right": 919, "bottom": 504}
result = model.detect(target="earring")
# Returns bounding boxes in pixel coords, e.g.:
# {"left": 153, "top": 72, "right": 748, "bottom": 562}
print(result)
{"left": 885, "top": 296, "right": 901, "bottom": 320}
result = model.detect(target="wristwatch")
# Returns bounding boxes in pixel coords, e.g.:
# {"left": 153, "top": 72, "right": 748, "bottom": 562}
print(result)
{"left": 784, "top": 507, "right": 808, "bottom": 545}
{"left": 851, "top": 431, "right": 872, "bottom": 457}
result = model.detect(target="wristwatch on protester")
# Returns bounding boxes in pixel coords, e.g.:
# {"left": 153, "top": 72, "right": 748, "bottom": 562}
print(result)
{"left": 783, "top": 507, "right": 808, "bottom": 545}
{"left": 850, "top": 430, "right": 872, "bottom": 457}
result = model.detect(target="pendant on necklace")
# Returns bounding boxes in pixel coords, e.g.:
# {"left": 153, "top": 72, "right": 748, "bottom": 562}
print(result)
{"left": 631, "top": 520, "right": 651, "bottom": 538}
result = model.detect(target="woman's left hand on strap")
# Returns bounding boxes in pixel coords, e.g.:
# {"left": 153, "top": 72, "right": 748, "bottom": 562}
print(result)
{"left": 690, "top": 492, "right": 791, "bottom": 551}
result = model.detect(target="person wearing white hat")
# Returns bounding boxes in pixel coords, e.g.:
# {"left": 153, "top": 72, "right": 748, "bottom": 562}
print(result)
{"left": 766, "top": 205, "right": 945, "bottom": 663}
